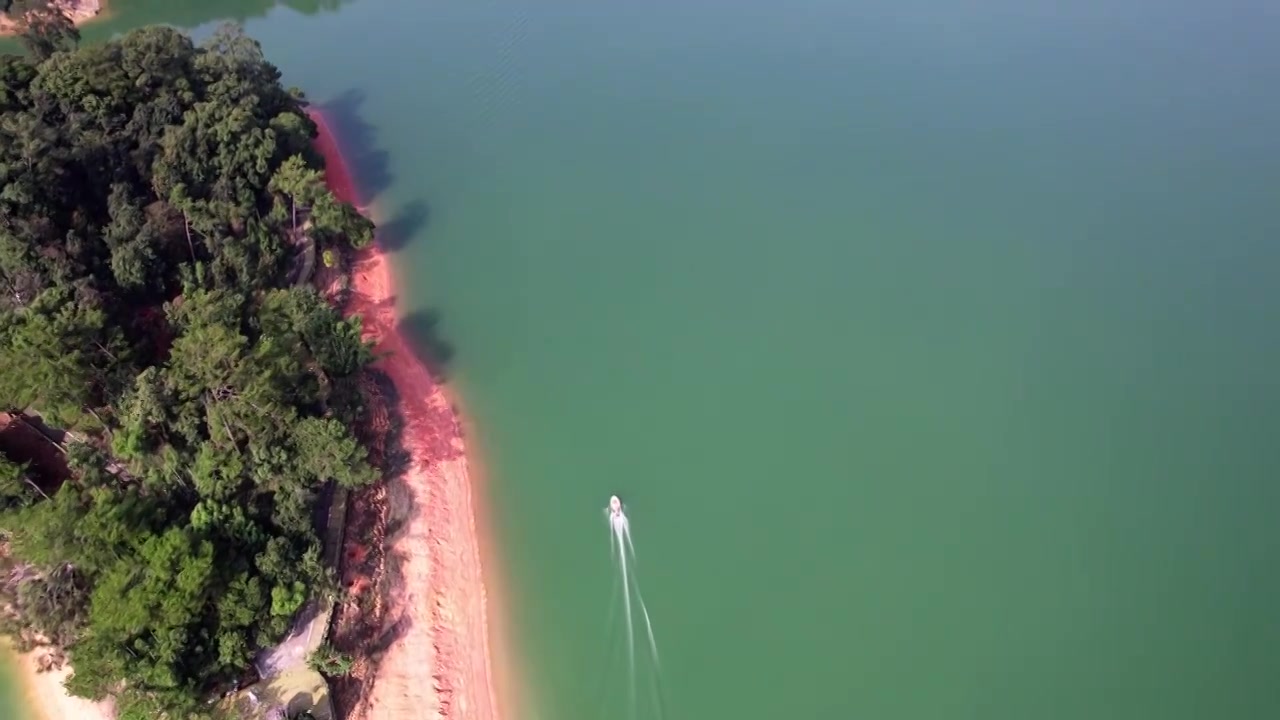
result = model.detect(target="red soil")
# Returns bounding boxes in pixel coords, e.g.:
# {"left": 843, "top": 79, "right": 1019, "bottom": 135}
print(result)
{"left": 309, "top": 109, "right": 503, "bottom": 720}
{"left": 0, "top": 413, "right": 69, "bottom": 491}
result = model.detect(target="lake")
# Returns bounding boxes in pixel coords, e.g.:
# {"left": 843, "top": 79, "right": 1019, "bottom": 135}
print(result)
{"left": 5, "top": 0, "right": 1280, "bottom": 718}
{"left": 1, "top": 648, "right": 32, "bottom": 720}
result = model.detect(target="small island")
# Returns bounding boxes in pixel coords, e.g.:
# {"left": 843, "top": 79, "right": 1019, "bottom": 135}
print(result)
{"left": 0, "top": 1, "right": 103, "bottom": 36}
{"left": 0, "top": 19, "right": 396, "bottom": 720}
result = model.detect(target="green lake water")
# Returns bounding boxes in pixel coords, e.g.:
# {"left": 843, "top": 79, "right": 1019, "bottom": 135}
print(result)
{"left": 6, "top": 0, "right": 1280, "bottom": 718}
{"left": 1, "top": 648, "right": 31, "bottom": 720}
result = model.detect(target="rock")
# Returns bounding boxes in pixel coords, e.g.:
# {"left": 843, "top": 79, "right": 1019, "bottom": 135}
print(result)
{"left": 49, "top": 0, "right": 103, "bottom": 22}
{"left": 1, "top": 0, "right": 103, "bottom": 32}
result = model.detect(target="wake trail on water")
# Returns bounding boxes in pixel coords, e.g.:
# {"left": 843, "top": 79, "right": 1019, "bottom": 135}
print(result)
{"left": 624, "top": 530, "right": 661, "bottom": 670}
{"left": 614, "top": 513, "right": 637, "bottom": 719}
{"left": 590, "top": 558, "right": 624, "bottom": 720}
{"left": 605, "top": 498, "right": 667, "bottom": 720}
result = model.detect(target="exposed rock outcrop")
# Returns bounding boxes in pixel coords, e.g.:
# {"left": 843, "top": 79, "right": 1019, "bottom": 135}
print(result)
{"left": 0, "top": 0, "right": 103, "bottom": 35}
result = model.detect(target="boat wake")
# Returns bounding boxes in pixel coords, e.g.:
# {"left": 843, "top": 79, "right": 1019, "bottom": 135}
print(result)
{"left": 603, "top": 495, "right": 666, "bottom": 720}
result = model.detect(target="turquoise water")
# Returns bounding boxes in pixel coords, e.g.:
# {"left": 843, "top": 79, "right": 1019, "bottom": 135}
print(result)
{"left": 6, "top": 1, "right": 1280, "bottom": 718}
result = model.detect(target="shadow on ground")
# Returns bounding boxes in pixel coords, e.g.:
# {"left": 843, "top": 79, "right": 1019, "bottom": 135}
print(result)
{"left": 0, "top": 412, "right": 70, "bottom": 491}
{"left": 327, "top": 368, "right": 415, "bottom": 719}
{"left": 227, "top": 667, "right": 333, "bottom": 720}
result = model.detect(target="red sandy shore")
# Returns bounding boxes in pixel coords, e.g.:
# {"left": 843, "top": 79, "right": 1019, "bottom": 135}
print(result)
{"left": 309, "top": 109, "right": 504, "bottom": 720}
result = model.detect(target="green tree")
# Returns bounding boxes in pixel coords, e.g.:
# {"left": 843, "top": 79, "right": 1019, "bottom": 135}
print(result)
{"left": 0, "top": 288, "right": 126, "bottom": 424}
{"left": 0, "top": 23, "right": 379, "bottom": 715}
{"left": 311, "top": 192, "right": 375, "bottom": 247}
{"left": 269, "top": 154, "right": 325, "bottom": 231}
{"left": 292, "top": 417, "right": 377, "bottom": 488}
{"left": 14, "top": 2, "right": 80, "bottom": 62}
{"left": 307, "top": 642, "right": 354, "bottom": 677}
{"left": 0, "top": 454, "right": 37, "bottom": 508}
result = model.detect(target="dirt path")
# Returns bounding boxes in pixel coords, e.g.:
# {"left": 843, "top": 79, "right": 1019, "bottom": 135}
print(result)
{"left": 310, "top": 109, "right": 502, "bottom": 720}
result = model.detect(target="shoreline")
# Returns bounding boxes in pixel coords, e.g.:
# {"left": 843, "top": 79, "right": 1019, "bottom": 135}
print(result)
{"left": 4, "top": 644, "right": 114, "bottom": 720}
{"left": 0, "top": 0, "right": 106, "bottom": 37}
{"left": 309, "top": 107, "right": 506, "bottom": 720}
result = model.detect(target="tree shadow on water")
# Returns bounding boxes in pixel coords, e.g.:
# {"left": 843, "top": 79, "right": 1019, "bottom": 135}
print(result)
{"left": 376, "top": 198, "right": 430, "bottom": 252}
{"left": 280, "top": 0, "right": 361, "bottom": 16}
{"left": 397, "top": 309, "right": 455, "bottom": 382}
{"left": 319, "top": 89, "right": 433, "bottom": 251}
{"left": 317, "top": 88, "right": 393, "bottom": 202}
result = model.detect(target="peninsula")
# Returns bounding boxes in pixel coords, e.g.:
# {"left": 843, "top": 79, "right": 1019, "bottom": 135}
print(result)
{"left": 0, "top": 20, "right": 503, "bottom": 720}
{"left": 309, "top": 108, "right": 503, "bottom": 720}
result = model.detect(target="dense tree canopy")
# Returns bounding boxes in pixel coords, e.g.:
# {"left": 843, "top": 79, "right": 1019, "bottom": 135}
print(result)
{"left": 0, "top": 22, "right": 377, "bottom": 718}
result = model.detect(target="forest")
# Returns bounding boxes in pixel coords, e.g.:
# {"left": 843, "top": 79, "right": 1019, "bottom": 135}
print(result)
{"left": 0, "top": 18, "right": 377, "bottom": 719}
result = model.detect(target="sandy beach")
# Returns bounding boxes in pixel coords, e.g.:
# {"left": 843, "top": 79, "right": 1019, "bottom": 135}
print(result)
{"left": 309, "top": 108, "right": 504, "bottom": 720}
{"left": 9, "top": 647, "right": 115, "bottom": 720}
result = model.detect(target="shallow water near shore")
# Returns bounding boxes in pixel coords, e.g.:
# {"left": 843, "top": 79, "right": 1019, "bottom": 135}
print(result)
{"left": 1, "top": 649, "right": 32, "bottom": 720}
{"left": 6, "top": 0, "right": 1280, "bottom": 719}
